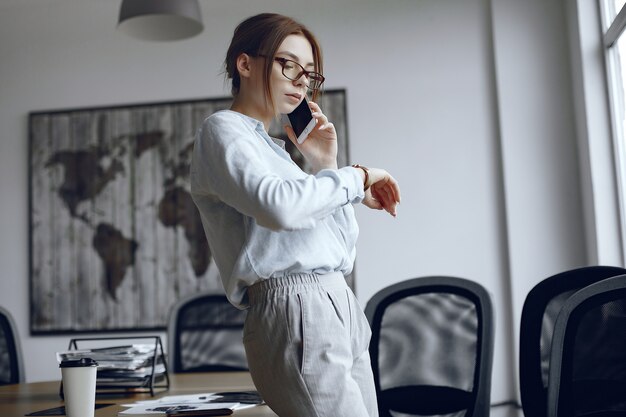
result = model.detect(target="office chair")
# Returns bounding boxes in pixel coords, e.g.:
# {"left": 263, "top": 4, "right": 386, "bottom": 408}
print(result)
{"left": 519, "top": 265, "right": 626, "bottom": 417}
{"left": 365, "top": 276, "right": 494, "bottom": 417}
{"left": 167, "top": 292, "right": 248, "bottom": 373}
{"left": 547, "top": 274, "right": 626, "bottom": 417}
{"left": 0, "top": 306, "right": 25, "bottom": 385}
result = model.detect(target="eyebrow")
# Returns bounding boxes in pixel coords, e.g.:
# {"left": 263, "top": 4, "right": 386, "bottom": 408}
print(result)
{"left": 275, "top": 51, "right": 315, "bottom": 69}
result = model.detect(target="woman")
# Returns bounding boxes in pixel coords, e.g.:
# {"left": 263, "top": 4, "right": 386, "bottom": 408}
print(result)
{"left": 190, "top": 13, "right": 401, "bottom": 417}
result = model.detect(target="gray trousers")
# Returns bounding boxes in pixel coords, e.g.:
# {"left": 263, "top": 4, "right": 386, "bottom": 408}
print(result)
{"left": 243, "top": 272, "right": 379, "bottom": 417}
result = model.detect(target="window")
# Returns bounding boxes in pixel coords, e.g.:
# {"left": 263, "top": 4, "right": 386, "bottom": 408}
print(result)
{"left": 600, "top": 0, "right": 626, "bottom": 262}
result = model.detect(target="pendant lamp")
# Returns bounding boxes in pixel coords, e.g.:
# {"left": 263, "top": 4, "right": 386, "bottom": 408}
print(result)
{"left": 117, "top": 0, "right": 203, "bottom": 41}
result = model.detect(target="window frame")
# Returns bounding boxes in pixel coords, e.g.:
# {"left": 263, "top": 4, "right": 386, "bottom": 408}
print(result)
{"left": 600, "top": 0, "right": 626, "bottom": 264}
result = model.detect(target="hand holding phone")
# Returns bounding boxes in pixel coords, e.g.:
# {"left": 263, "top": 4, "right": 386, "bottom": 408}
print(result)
{"left": 283, "top": 96, "right": 316, "bottom": 144}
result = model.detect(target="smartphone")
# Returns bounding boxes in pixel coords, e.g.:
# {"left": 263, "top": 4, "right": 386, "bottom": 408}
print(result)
{"left": 165, "top": 409, "right": 233, "bottom": 417}
{"left": 284, "top": 96, "right": 316, "bottom": 144}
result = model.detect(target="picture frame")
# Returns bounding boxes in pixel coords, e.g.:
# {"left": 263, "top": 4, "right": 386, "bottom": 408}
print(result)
{"left": 28, "top": 89, "right": 350, "bottom": 334}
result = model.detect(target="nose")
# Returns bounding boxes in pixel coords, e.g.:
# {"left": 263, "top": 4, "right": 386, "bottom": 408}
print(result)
{"left": 292, "top": 71, "right": 309, "bottom": 88}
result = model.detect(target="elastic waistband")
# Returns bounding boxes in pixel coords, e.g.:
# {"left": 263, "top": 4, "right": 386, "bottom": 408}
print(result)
{"left": 247, "top": 272, "right": 347, "bottom": 306}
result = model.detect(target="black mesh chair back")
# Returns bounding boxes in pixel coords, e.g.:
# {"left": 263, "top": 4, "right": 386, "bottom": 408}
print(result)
{"left": 519, "top": 265, "right": 626, "bottom": 417}
{"left": 547, "top": 274, "right": 626, "bottom": 417}
{"left": 0, "top": 306, "right": 24, "bottom": 385}
{"left": 167, "top": 293, "right": 248, "bottom": 373}
{"left": 365, "top": 276, "right": 494, "bottom": 417}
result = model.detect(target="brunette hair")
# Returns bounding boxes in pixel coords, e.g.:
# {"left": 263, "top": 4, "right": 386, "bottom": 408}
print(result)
{"left": 225, "top": 13, "right": 323, "bottom": 104}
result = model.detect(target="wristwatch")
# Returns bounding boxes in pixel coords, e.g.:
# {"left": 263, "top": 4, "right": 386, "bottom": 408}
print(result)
{"left": 351, "top": 164, "right": 370, "bottom": 191}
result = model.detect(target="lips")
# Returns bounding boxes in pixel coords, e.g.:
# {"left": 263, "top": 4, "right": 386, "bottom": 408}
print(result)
{"left": 286, "top": 93, "right": 302, "bottom": 103}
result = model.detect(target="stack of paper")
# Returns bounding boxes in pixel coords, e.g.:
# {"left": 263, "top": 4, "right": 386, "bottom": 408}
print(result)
{"left": 57, "top": 344, "right": 167, "bottom": 388}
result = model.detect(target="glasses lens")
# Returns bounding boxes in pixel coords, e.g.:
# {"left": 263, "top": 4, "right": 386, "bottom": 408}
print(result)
{"left": 308, "top": 73, "right": 324, "bottom": 91}
{"left": 277, "top": 58, "right": 324, "bottom": 90}
{"left": 281, "top": 60, "right": 302, "bottom": 81}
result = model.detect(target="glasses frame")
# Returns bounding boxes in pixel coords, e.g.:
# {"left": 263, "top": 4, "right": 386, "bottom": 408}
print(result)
{"left": 260, "top": 55, "right": 325, "bottom": 91}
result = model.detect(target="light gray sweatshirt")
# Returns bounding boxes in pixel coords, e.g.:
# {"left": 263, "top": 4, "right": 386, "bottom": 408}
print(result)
{"left": 190, "top": 110, "right": 365, "bottom": 308}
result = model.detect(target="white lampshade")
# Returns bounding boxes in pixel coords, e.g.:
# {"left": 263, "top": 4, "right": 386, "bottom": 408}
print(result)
{"left": 117, "top": 0, "right": 203, "bottom": 41}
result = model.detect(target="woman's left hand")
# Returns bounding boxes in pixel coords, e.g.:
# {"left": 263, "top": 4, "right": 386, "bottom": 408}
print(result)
{"left": 284, "top": 101, "right": 338, "bottom": 172}
{"left": 361, "top": 167, "right": 401, "bottom": 217}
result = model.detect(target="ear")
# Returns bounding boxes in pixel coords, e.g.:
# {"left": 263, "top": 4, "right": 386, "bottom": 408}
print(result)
{"left": 236, "top": 53, "right": 253, "bottom": 79}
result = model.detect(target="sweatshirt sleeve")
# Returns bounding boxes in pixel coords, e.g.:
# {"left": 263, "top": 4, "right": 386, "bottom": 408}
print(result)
{"left": 190, "top": 113, "right": 364, "bottom": 231}
{"left": 331, "top": 203, "right": 359, "bottom": 264}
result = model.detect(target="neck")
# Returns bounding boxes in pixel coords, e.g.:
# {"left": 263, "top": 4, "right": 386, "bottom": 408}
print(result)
{"left": 230, "top": 94, "right": 273, "bottom": 131}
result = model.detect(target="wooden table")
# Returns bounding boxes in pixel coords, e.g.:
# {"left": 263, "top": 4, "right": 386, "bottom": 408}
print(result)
{"left": 0, "top": 372, "right": 278, "bottom": 417}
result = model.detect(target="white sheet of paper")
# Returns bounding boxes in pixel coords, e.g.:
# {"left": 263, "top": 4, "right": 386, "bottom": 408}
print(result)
{"left": 118, "top": 402, "right": 238, "bottom": 415}
{"left": 129, "top": 393, "right": 219, "bottom": 405}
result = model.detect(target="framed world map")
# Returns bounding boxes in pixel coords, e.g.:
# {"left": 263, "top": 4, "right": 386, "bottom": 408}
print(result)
{"left": 29, "top": 90, "right": 350, "bottom": 334}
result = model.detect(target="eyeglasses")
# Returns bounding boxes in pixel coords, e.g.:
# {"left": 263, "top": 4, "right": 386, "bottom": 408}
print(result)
{"left": 271, "top": 57, "right": 325, "bottom": 91}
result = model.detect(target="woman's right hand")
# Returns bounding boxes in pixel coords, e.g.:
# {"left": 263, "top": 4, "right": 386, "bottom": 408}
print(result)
{"left": 284, "top": 101, "right": 338, "bottom": 172}
{"left": 359, "top": 167, "right": 401, "bottom": 217}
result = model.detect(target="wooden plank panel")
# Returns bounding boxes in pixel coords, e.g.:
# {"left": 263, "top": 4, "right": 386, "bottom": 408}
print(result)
{"left": 133, "top": 106, "right": 160, "bottom": 327}
{"left": 30, "top": 115, "right": 54, "bottom": 332}
{"left": 153, "top": 105, "right": 173, "bottom": 323}
{"left": 70, "top": 111, "right": 94, "bottom": 330}
{"left": 114, "top": 108, "right": 137, "bottom": 329}
{"left": 51, "top": 113, "right": 74, "bottom": 330}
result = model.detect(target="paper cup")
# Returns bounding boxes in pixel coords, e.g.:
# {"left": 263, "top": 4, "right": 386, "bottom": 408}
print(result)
{"left": 60, "top": 358, "right": 98, "bottom": 417}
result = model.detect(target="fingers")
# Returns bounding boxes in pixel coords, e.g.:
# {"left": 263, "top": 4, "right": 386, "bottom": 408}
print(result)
{"left": 372, "top": 185, "right": 398, "bottom": 217}
{"left": 362, "top": 192, "right": 383, "bottom": 210}
{"left": 374, "top": 185, "right": 395, "bottom": 209}
{"left": 309, "top": 101, "right": 330, "bottom": 130}
{"left": 385, "top": 175, "right": 401, "bottom": 204}
{"left": 320, "top": 121, "right": 335, "bottom": 133}
{"left": 362, "top": 169, "right": 401, "bottom": 217}
{"left": 366, "top": 188, "right": 396, "bottom": 217}
{"left": 308, "top": 100, "right": 322, "bottom": 113}
{"left": 301, "top": 101, "right": 336, "bottom": 142}
{"left": 370, "top": 170, "right": 401, "bottom": 204}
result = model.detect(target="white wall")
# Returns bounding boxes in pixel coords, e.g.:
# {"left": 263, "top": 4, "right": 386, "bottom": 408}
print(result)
{"left": 490, "top": 0, "right": 588, "bottom": 396}
{"left": 0, "top": 0, "right": 589, "bottom": 410}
